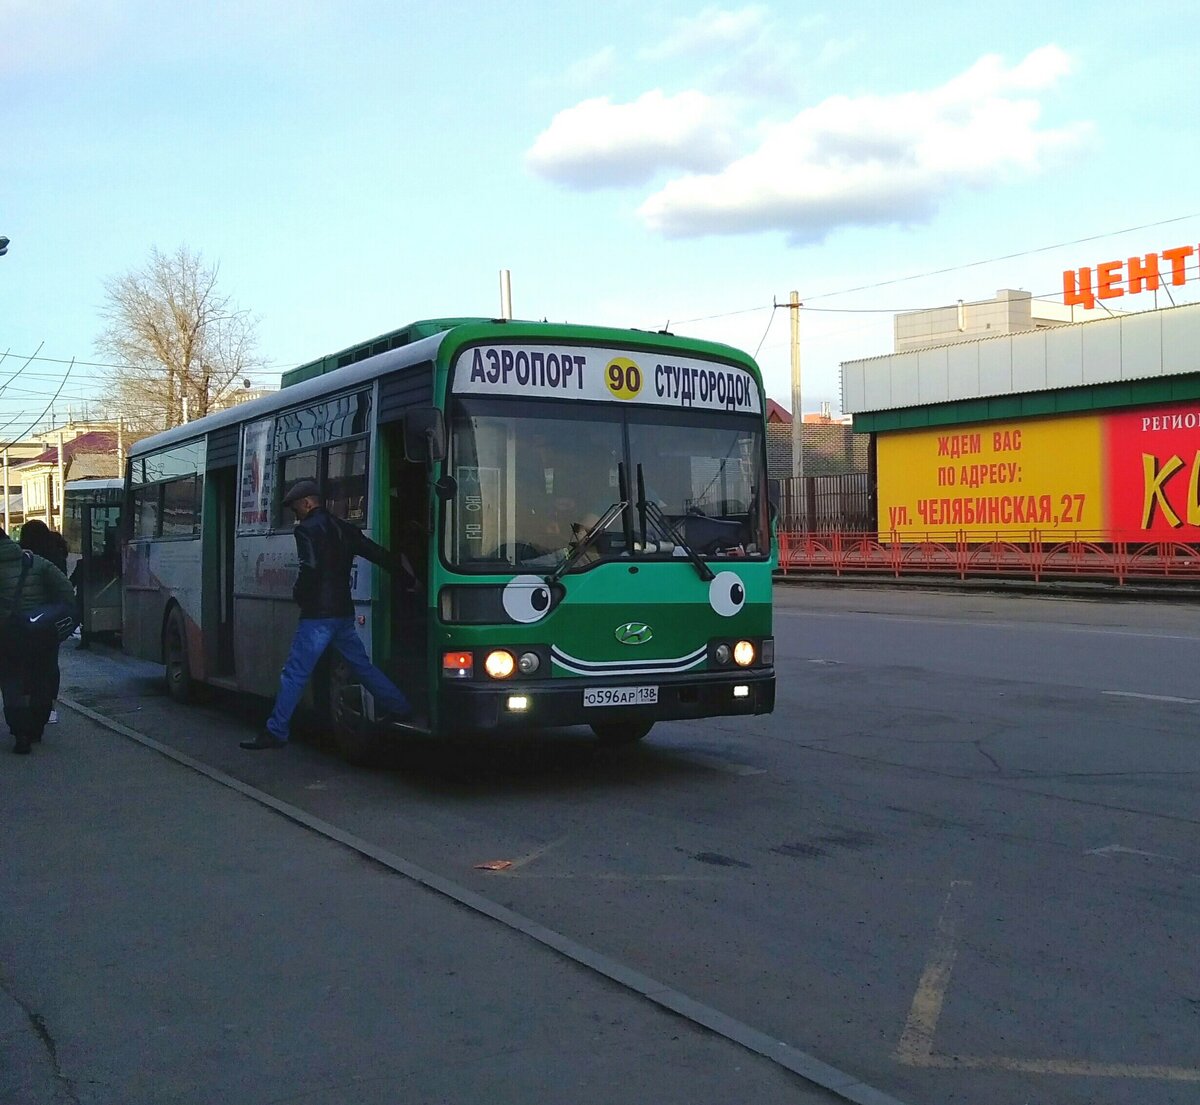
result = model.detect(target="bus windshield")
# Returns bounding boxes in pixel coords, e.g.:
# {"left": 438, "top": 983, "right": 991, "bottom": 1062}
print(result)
{"left": 446, "top": 398, "right": 768, "bottom": 572}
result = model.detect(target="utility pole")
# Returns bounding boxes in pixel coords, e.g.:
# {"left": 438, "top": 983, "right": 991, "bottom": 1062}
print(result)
{"left": 56, "top": 430, "right": 66, "bottom": 531}
{"left": 499, "top": 269, "right": 513, "bottom": 320}
{"left": 2, "top": 447, "right": 9, "bottom": 533}
{"left": 789, "top": 291, "right": 804, "bottom": 480}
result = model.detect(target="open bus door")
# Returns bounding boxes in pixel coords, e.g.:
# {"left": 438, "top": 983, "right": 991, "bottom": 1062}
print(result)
{"left": 322, "top": 422, "right": 434, "bottom": 761}
{"left": 384, "top": 417, "right": 437, "bottom": 725}
{"left": 76, "top": 502, "right": 122, "bottom": 646}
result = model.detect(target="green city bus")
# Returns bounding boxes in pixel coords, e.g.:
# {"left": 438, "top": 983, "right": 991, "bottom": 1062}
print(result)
{"left": 122, "top": 318, "right": 775, "bottom": 761}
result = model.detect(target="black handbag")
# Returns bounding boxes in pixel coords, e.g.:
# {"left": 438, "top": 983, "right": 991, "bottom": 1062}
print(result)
{"left": 2, "top": 552, "right": 78, "bottom": 656}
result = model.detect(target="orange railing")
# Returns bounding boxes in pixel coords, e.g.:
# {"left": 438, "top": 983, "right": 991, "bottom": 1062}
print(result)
{"left": 776, "top": 530, "right": 1200, "bottom": 585}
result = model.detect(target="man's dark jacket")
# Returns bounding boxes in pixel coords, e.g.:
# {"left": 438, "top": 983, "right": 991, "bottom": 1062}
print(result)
{"left": 292, "top": 507, "right": 402, "bottom": 620}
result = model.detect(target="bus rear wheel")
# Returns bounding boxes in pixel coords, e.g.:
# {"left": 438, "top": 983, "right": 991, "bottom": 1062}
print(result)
{"left": 163, "top": 606, "right": 194, "bottom": 704}
{"left": 590, "top": 721, "right": 654, "bottom": 747}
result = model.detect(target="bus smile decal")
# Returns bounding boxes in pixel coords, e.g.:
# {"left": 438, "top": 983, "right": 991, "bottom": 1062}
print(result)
{"left": 615, "top": 622, "right": 653, "bottom": 645}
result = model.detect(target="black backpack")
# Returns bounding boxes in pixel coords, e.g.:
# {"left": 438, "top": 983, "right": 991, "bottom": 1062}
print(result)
{"left": 2, "top": 552, "right": 78, "bottom": 661}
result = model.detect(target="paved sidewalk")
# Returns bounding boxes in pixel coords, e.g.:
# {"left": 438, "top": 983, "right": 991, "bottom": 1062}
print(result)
{"left": 0, "top": 706, "right": 839, "bottom": 1105}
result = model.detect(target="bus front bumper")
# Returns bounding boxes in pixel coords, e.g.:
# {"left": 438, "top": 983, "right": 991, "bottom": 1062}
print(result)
{"left": 439, "top": 669, "right": 775, "bottom": 733}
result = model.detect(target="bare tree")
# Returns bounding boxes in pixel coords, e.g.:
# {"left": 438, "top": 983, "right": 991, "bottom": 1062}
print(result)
{"left": 95, "top": 246, "right": 263, "bottom": 433}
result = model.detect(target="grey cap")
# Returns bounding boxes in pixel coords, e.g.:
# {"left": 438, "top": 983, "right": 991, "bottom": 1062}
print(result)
{"left": 282, "top": 479, "right": 320, "bottom": 505}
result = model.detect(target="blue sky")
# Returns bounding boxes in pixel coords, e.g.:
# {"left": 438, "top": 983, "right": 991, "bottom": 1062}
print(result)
{"left": 3, "top": 0, "right": 1199, "bottom": 437}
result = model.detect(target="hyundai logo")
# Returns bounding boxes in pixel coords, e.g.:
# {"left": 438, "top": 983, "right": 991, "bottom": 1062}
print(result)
{"left": 615, "top": 621, "right": 653, "bottom": 645}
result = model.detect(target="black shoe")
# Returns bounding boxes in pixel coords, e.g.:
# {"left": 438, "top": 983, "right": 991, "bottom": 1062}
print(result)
{"left": 240, "top": 733, "right": 286, "bottom": 750}
{"left": 12, "top": 739, "right": 31, "bottom": 755}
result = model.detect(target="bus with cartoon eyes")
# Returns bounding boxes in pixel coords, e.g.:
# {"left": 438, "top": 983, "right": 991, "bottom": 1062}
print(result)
{"left": 122, "top": 318, "right": 775, "bottom": 762}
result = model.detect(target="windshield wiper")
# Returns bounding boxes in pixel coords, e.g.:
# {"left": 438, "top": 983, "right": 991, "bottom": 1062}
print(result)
{"left": 545, "top": 499, "right": 628, "bottom": 585}
{"left": 635, "top": 463, "right": 715, "bottom": 582}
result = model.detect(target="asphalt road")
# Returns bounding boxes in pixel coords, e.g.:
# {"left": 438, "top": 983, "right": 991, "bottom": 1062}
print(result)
{"left": 23, "top": 582, "right": 1200, "bottom": 1104}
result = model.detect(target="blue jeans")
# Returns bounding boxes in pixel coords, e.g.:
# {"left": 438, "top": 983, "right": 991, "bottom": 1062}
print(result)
{"left": 266, "top": 618, "right": 411, "bottom": 741}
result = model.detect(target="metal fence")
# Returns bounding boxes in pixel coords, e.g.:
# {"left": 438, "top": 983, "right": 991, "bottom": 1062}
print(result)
{"left": 772, "top": 473, "right": 873, "bottom": 533}
{"left": 777, "top": 529, "right": 1200, "bottom": 585}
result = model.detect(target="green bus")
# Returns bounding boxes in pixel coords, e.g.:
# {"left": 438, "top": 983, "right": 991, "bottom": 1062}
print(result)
{"left": 122, "top": 318, "right": 775, "bottom": 761}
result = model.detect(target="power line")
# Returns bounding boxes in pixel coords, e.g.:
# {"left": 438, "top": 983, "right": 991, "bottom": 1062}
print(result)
{"left": 800, "top": 212, "right": 1200, "bottom": 302}
{"left": 6, "top": 359, "right": 76, "bottom": 448}
{"left": 0, "top": 349, "right": 285, "bottom": 377}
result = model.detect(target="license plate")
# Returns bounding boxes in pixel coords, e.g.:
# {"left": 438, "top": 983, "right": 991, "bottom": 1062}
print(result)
{"left": 583, "top": 685, "right": 658, "bottom": 707}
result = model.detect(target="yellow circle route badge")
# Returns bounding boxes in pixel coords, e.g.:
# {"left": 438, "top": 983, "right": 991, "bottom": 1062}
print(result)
{"left": 604, "top": 357, "right": 643, "bottom": 400}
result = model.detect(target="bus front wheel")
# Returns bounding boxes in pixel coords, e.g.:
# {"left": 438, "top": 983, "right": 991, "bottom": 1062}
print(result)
{"left": 328, "top": 658, "right": 385, "bottom": 766}
{"left": 163, "top": 606, "right": 194, "bottom": 704}
{"left": 590, "top": 721, "right": 654, "bottom": 746}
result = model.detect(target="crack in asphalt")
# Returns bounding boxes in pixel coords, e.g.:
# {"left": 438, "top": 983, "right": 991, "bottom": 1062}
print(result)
{"left": 0, "top": 972, "right": 81, "bottom": 1104}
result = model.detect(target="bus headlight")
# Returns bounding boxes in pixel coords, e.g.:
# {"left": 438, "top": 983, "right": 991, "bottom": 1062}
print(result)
{"left": 518, "top": 651, "right": 541, "bottom": 675}
{"left": 484, "top": 650, "right": 516, "bottom": 679}
{"left": 733, "top": 640, "right": 756, "bottom": 667}
{"left": 714, "top": 643, "right": 732, "bottom": 665}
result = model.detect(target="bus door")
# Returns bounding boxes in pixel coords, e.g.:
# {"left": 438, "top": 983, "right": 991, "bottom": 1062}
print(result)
{"left": 77, "top": 502, "right": 122, "bottom": 645}
{"left": 385, "top": 426, "right": 431, "bottom": 721}
{"left": 202, "top": 467, "right": 238, "bottom": 677}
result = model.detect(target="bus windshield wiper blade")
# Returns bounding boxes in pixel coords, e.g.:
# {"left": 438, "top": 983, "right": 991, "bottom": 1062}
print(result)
{"left": 546, "top": 499, "right": 628, "bottom": 585}
{"left": 635, "top": 464, "right": 714, "bottom": 582}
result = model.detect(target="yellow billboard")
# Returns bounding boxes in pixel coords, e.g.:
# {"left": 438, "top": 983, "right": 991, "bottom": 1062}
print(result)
{"left": 877, "top": 413, "right": 1105, "bottom": 537}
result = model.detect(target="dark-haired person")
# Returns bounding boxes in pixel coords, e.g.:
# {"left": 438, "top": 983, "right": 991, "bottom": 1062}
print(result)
{"left": 0, "top": 525, "right": 76, "bottom": 753}
{"left": 241, "top": 480, "right": 415, "bottom": 750}
{"left": 18, "top": 518, "right": 68, "bottom": 574}
{"left": 19, "top": 519, "right": 72, "bottom": 723}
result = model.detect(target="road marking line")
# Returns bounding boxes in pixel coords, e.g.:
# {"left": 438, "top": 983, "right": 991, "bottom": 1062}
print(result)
{"left": 912, "top": 1054, "right": 1200, "bottom": 1080}
{"left": 504, "top": 837, "right": 567, "bottom": 871}
{"left": 675, "top": 752, "right": 766, "bottom": 776}
{"left": 503, "top": 873, "right": 719, "bottom": 882}
{"left": 1103, "top": 690, "right": 1200, "bottom": 704}
{"left": 60, "top": 695, "right": 911, "bottom": 1105}
{"left": 895, "top": 880, "right": 970, "bottom": 1065}
{"left": 1085, "top": 844, "right": 1173, "bottom": 860}
{"left": 896, "top": 878, "right": 1200, "bottom": 1082}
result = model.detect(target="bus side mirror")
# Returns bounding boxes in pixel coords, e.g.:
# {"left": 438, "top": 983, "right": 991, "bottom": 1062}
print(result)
{"left": 403, "top": 408, "right": 446, "bottom": 464}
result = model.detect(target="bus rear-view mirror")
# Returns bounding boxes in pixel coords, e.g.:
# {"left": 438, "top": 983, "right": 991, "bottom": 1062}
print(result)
{"left": 403, "top": 408, "right": 447, "bottom": 464}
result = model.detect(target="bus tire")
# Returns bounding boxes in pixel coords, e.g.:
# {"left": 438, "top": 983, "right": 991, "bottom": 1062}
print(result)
{"left": 328, "top": 658, "right": 385, "bottom": 766}
{"left": 162, "top": 606, "right": 194, "bottom": 704}
{"left": 590, "top": 721, "right": 654, "bottom": 746}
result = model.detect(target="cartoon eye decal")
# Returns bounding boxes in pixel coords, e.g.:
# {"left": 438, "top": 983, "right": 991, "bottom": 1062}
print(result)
{"left": 502, "top": 575, "right": 554, "bottom": 623}
{"left": 709, "top": 571, "right": 746, "bottom": 617}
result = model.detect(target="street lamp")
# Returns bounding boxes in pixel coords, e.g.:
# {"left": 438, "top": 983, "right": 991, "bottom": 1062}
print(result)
{"left": 0, "top": 236, "right": 9, "bottom": 256}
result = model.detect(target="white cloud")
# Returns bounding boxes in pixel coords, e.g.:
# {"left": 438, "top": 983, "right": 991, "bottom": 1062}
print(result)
{"left": 637, "top": 46, "right": 1090, "bottom": 243}
{"left": 526, "top": 89, "right": 737, "bottom": 189}
{"left": 565, "top": 46, "right": 617, "bottom": 88}
{"left": 641, "top": 5, "right": 770, "bottom": 61}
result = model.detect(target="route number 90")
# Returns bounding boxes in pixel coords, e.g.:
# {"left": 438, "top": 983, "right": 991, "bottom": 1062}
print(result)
{"left": 605, "top": 357, "right": 643, "bottom": 400}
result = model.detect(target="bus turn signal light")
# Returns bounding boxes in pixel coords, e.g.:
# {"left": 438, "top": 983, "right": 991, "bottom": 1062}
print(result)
{"left": 443, "top": 651, "right": 473, "bottom": 679}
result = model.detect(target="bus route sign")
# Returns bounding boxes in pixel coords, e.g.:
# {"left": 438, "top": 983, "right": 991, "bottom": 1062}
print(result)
{"left": 452, "top": 344, "right": 762, "bottom": 415}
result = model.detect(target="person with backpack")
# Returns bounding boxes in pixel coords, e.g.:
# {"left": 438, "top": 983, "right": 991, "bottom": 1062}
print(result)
{"left": 19, "top": 518, "right": 73, "bottom": 722}
{"left": 240, "top": 481, "right": 415, "bottom": 750}
{"left": 0, "top": 524, "right": 77, "bottom": 754}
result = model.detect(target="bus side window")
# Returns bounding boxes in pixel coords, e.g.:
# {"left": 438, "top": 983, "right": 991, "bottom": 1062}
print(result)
{"left": 277, "top": 450, "right": 319, "bottom": 526}
{"left": 324, "top": 440, "right": 368, "bottom": 525}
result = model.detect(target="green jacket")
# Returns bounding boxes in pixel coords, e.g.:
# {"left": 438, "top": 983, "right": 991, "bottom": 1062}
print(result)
{"left": 0, "top": 532, "right": 76, "bottom": 618}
